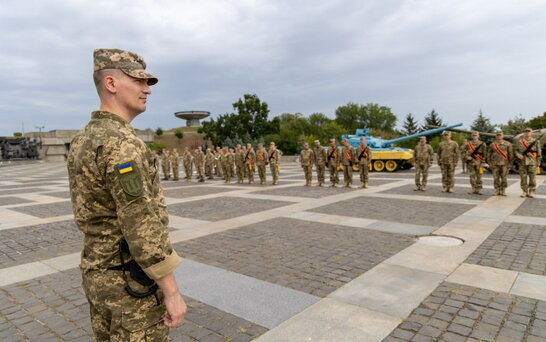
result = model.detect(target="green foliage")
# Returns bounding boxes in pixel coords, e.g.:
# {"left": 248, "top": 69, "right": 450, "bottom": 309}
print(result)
{"left": 174, "top": 129, "right": 184, "bottom": 140}
{"left": 421, "top": 109, "right": 445, "bottom": 140}
{"left": 335, "top": 102, "right": 397, "bottom": 132}
{"left": 500, "top": 115, "right": 527, "bottom": 135}
{"left": 402, "top": 113, "right": 419, "bottom": 135}
{"left": 470, "top": 110, "right": 496, "bottom": 133}
{"left": 528, "top": 112, "right": 546, "bottom": 130}
{"left": 428, "top": 133, "right": 465, "bottom": 151}
{"left": 155, "top": 127, "right": 164, "bottom": 136}
{"left": 13, "top": 132, "right": 22, "bottom": 137}
{"left": 147, "top": 142, "right": 167, "bottom": 152}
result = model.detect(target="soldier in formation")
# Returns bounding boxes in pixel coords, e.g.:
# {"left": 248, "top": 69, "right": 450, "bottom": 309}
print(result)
{"left": 171, "top": 148, "right": 180, "bottom": 181}
{"left": 234, "top": 144, "right": 245, "bottom": 184}
{"left": 487, "top": 131, "right": 513, "bottom": 196}
{"left": 256, "top": 143, "right": 268, "bottom": 184}
{"left": 437, "top": 131, "right": 460, "bottom": 193}
{"left": 300, "top": 142, "right": 314, "bottom": 186}
{"left": 214, "top": 146, "right": 223, "bottom": 177}
{"left": 205, "top": 148, "right": 215, "bottom": 179}
{"left": 356, "top": 136, "right": 371, "bottom": 188}
{"left": 326, "top": 139, "right": 340, "bottom": 187}
{"left": 183, "top": 146, "right": 193, "bottom": 181}
{"left": 222, "top": 146, "right": 233, "bottom": 183}
{"left": 514, "top": 128, "right": 541, "bottom": 198}
{"left": 194, "top": 146, "right": 205, "bottom": 182}
{"left": 268, "top": 142, "right": 281, "bottom": 185}
{"left": 245, "top": 143, "right": 256, "bottom": 184}
{"left": 413, "top": 136, "right": 434, "bottom": 191}
{"left": 229, "top": 148, "right": 236, "bottom": 178}
{"left": 463, "top": 132, "right": 486, "bottom": 195}
{"left": 313, "top": 140, "right": 327, "bottom": 187}
{"left": 161, "top": 148, "right": 170, "bottom": 180}
{"left": 339, "top": 139, "right": 355, "bottom": 188}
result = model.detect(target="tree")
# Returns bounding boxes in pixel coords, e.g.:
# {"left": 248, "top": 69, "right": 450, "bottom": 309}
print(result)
{"left": 174, "top": 129, "right": 184, "bottom": 140}
{"left": 402, "top": 113, "right": 419, "bottom": 135}
{"left": 528, "top": 112, "right": 546, "bottom": 130}
{"left": 500, "top": 115, "right": 527, "bottom": 135}
{"left": 335, "top": 102, "right": 397, "bottom": 132}
{"left": 470, "top": 110, "right": 496, "bottom": 133}
{"left": 421, "top": 109, "right": 444, "bottom": 130}
{"left": 231, "top": 93, "right": 271, "bottom": 139}
{"left": 155, "top": 127, "right": 164, "bottom": 136}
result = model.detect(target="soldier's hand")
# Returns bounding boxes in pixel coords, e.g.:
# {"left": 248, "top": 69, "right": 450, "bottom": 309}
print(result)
{"left": 163, "top": 292, "right": 187, "bottom": 328}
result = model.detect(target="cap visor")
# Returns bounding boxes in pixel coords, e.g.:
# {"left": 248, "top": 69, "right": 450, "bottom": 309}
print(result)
{"left": 122, "top": 69, "right": 158, "bottom": 85}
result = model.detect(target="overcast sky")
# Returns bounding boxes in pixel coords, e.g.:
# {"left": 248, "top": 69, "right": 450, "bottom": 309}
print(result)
{"left": 1, "top": 0, "right": 545, "bottom": 136}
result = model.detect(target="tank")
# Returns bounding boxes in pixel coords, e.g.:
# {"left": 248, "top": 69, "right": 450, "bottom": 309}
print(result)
{"left": 0, "top": 137, "right": 40, "bottom": 160}
{"left": 340, "top": 123, "right": 463, "bottom": 172}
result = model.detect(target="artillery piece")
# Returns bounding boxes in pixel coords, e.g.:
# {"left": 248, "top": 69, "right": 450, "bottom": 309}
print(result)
{"left": 341, "top": 123, "right": 463, "bottom": 172}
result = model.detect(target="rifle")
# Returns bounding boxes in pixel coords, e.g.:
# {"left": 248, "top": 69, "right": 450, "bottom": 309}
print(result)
{"left": 357, "top": 146, "right": 369, "bottom": 161}
{"left": 522, "top": 135, "right": 543, "bottom": 157}
{"left": 243, "top": 150, "right": 250, "bottom": 164}
{"left": 466, "top": 142, "right": 484, "bottom": 163}
{"left": 326, "top": 148, "right": 335, "bottom": 167}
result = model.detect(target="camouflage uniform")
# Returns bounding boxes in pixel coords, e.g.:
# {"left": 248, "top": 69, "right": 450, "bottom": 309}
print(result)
{"left": 214, "top": 148, "right": 223, "bottom": 177}
{"left": 183, "top": 150, "right": 193, "bottom": 181}
{"left": 487, "top": 139, "right": 513, "bottom": 196}
{"left": 171, "top": 150, "right": 180, "bottom": 181}
{"left": 356, "top": 144, "right": 372, "bottom": 188}
{"left": 326, "top": 146, "right": 340, "bottom": 187}
{"left": 256, "top": 148, "right": 268, "bottom": 184}
{"left": 161, "top": 150, "right": 170, "bottom": 180}
{"left": 339, "top": 145, "right": 355, "bottom": 187}
{"left": 268, "top": 147, "right": 280, "bottom": 185}
{"left": 205, "top": 150, "right": 215, "bottom": 179}
{"left": 514, "top": 134, "right": 542, "bottom": 196}
{"left": 313, "top": 144, "right": 327, "bottom": 186}
{"left": 234, "top": 148, "right": 245, "bottom": 184}
{"left": 300, "top": 147, "right": 314, "bottom": 186}
{"left": 245, "top": 148, "right": 256, "bottom": 184}
{"left": 463, "top": 140, "right": 486, "bottom": 194}
{"left": 68, "top": 112, "right": 180, "bottom": 342}
{"left": 414, "top": 142, "right": 434, "bottom": 190}
{"left": 194, "top": 149, "right": 205, "bottom": 182}
{"left": 437, "top": 139, "right": 459, "bottom": 192}
{"left": 222, "top": 149, "right": 233, "bottom": 183}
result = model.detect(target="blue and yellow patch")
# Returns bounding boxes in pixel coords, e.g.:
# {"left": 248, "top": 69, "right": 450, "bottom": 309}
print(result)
{"left": 117, "top": 162, "right": 134, "bottom": 174}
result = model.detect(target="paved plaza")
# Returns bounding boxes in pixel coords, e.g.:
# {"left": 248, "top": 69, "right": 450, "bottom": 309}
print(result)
{"left": 0, "top": 161, "right": 545, "bottom": 341}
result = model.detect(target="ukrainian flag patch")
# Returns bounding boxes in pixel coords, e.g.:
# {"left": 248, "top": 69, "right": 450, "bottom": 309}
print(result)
{"left": 117, "top": 162, "right": 134, "bottom": 174}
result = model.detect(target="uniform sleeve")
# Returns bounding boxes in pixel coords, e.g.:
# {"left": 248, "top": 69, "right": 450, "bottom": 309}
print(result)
{"left": 508, "top": 143, "right": 514, "bottom": 164}
{"left": 104, "top": 139, "right": 180, "bottom": 280}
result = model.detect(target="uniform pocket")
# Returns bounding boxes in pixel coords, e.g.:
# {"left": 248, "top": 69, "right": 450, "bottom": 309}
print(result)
{"left": 121, "top": 290, "right": 165, "bottom": 332}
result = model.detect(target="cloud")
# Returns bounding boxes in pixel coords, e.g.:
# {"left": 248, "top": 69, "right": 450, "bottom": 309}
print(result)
{"left": 1, "top": 0, "right": 545, "bottom": 136}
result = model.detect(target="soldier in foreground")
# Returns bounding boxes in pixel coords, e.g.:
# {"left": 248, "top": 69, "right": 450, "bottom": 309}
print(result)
{"left": 194, "top": 146, "right": 205, "bottom": 182}
{"left": 67, "top": 48, "right": 186, "bottom": 341}
{"left": 413, "top": 136, "right": 433, "bottom": 191}
{"left": 214, "top": 146, "right": 223, "bottom": 177}
{"left": 222, "top": 147, "right": 233, "bottom": 183}
{"left": 463, "top": 132, "right": 486, "bottom": 195}
{"left": 269, "top": 142, "right": 281, "bottom": 185}
{"left": 313, "top": 140, "right": 327, "bottom": 187}
{"left": 183, "top": 146, "right": 193, "bottom": 181}
{"left": 256, "top": 143, "right": 268, "bottom": 185}
{"left": 356, "top": 136, "right": 371, "bottom": 188}
{"left": 300, "top": 142, "right": 314, "bottom": 186}
{"left": 437, "top": 131, "right": 459, "bottom": 193}
{"left": 205, "top": 148, "right": 215, "bottom": 179}
{"left": 234, "top": 144, "right": 245, "bottom": 184}
{"left": 171, "top": 148, "right": 180, "bottom": 181}
{"left": 487, "top": 131, "right": 513, "bottom": 196}
{"left": 245, "top": 143, "right": 256, "bottom": 184}
{"left": 327, "top": 139, "right": 340, "bottom": 187}
{"left": 161, "top": 148, "right": 170, "bottom": 180}
{"left": 514, "top": 128, "right": 542, "bottom": 198}
{"left": 339, "top": 139, "right": 355, "bottom": 188}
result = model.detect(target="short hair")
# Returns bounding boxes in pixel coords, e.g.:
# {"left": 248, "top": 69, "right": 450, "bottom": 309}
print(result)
{"left": 93, "top": 69, "right": 124, "bottom": 97}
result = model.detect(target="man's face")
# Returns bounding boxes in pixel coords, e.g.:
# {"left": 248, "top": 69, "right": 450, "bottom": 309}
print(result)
{"left": 524, "top": 131, "right": 532, "bottom": 139}
{"left": 472, "top": 135, "right": 479, "bottom": 142}
{"left": 360, "top": 138, "right": 366, "bottom": 145}
{"left": 115, "top": 73, "right": 151, "bottom": 116}
{"left": 497, "top": 134, "right": 504, "bottom": 141}
{"left": 303, "top": 144, "right": 308, "bottom": 150}
{"left": 443, "top": 134, "right": 450, "bottom": 141}
{"left": 315, "top": 142, "right": 320, "bottom": 147}
{"left": 419, "top": 138, "right": 426, "bottom": 145}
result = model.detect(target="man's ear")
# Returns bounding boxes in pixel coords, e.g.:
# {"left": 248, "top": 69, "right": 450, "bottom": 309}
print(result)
{"left": 103, "top": 74, "right": 118, "bottom": 94}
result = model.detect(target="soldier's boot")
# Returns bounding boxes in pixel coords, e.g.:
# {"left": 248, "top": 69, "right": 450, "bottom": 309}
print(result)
{"left": 363, "top": 182, "right": 368, "bottom": 189}
{"left": 345, "top": 184, "right": 351, "bottom": 188}
{"left": 421, "top": 186, "right": 426, "bottom": 191}
{"left": 501, "top": 189, "right": 507, "bottom": 196}
{"left": 528, "top": 191, "right": 535, "bottom": 198}
{"left": 521, "top": 191, "right": 528, "bottom": 198}
{"left": 468, "top": 188, "right": 476, "bottom": 195}
{"left": 476, "top": 189, "right": 482, "bottom": 195}
{"left": 319, "top": 182, "right": 323, "bottom": 187}
{"left": 331, "top": 183, "right": 337, "bottom": 188}
{"left": 442, "top": 187, "right": 447, "bottom": 192}
{"left": 447, "top": 188, "right": 454, "bottom": 193}
{"left": 494, "top": 189, "right": 500, "bottom": 196}
{"left": 414, "top": 186, "right": 420, "bottom": 191}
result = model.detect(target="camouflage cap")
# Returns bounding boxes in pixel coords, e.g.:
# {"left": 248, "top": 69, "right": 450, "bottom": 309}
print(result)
{"left": 314, "top": 140, "right": 320, "bottom": 144}
{"left": 472, "top": 131, "right": 479, "bottom": 136}
{"left": 419, "top": 136, "right": 427, "bottom": 140}
{"left": 524, "top": 127, "right": 532, "bottom": 132}
{"left": 93, "top": 48, "right": 158, "bottom": 85}
{"left": 496, "top": 131, "right": 503, "bottom": 135}
{"left": 442, "top": 130, "right": 451, "bottom": 135}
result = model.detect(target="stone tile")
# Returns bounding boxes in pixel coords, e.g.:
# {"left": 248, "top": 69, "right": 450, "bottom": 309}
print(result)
{"left": 380, "top": 184, "right": 494, "bottom": 200}
{"left": 0, "top": 196, "right": 33, "bottom": 206}
{"left": 445, "top": 263, "right": 518, "bottom": 294}
{"left": 512, "top": 198, "right": 546, "bottom": 218}
{"left": 511, "top": 273, "right": 546, "bottom": 302}
{"left": 42, "top": 191, "right": 71, "bottom": 199}
{"left": 309, "top": 196, "right": 474, "bottom": 227}
{"left": 168, "top": 196, "right": 291, "bottom": 221}
{"left": 163, "top": 186, "right": 234, "bottom": 199}
{"left": 0, "top": 188, "right": 50, "bottom": 195}
{"left": 252, "top": 185, "right": 358, "bottom": 198}
{"left": 9, "top": 201, "right": 73, "bottom": 218}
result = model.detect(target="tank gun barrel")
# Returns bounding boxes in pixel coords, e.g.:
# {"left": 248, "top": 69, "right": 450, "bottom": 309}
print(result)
{"left": 426, "top": 125, "right": 515, "bottom": 140}
{"left": 380, "top": 123, "right": 463, "bottom": 147}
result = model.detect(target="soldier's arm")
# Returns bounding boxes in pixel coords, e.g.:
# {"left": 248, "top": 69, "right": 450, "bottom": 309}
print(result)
{"left": 104, "top": 139, "right": 180, "bottom": 280}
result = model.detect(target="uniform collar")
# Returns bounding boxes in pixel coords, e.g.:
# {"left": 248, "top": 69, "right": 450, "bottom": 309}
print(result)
{"left": 91, "top": 111, "right": 132, "bottom": 128}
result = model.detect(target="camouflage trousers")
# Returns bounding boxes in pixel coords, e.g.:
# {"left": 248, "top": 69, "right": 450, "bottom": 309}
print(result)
{"left": 315, "top": 164, "right": 325, "bottom": 184}
{"left": 230, "top": 164, "right": 235, "bottom": 178}
{"left": 491, "top": 165, "right": 508, "bottom": 190}
{"left": 440, "top": 163, "right": 456, "bottom": 189}
{"left": 328, "top": 163, "right": 339, "bottom": 185}
{"left": 519, "top": 164, "right": 537, "bottom": 192}
{"left": 184, "top": 164, "right": 192, "bottom": 180}
{"left": 172, "top": 163, "right": 179, "bottom": 181}
{"left": 246, "top": 163, "right": 254, "bottom": 183}
{"left": 414, "top": 164, "right": 429, "bottom": 187}
{"left": 468, "top": 163, "right": 483, "bottom": 190}
{"left": 236, "top": 164, "right": 244, "bottom": 183}
{"left": 257, "top": 165, "right": 266, "bottom": 183}
{"left": 83, "top": 270, "right": 168, "bottom": 342}
{"left": 205, "top": 163, "right": 214, "bottom": 179}
{"left": 162, "top": 163, "right": 170, "bottom": 180}
{"left": 195, "top": 163, "right": 204, "bottom": 181}
{"left": 302, "top": 165, "right": 312, "bottom": 184}
{"left": 223, "top": 163, "right": 232, "bottom": 182}
{"left": 359, "top": 163, "right": 369, "bottom": 184}
{"left": 342, "top": 165, "right": 352, "bottom": 185}
{"left": 270, "top": 163, "right": 279, "bottom": 183}
{"left": 215, "top": 162, "right": 222, "bottom": 176}
{"left": 461, "top": 157, "right": 467, "bottom": 173}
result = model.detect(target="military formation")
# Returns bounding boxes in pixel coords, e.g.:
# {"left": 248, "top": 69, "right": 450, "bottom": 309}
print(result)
{"left": 413, "top": 129, "right": 542, "bottom": 198}
{"left": 158, "top": 142, "right": 284, "bottom": 185}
